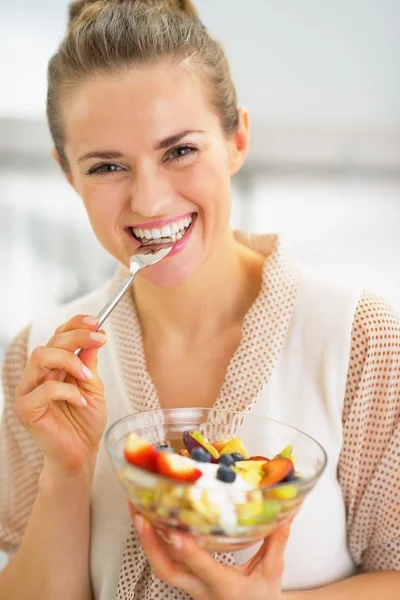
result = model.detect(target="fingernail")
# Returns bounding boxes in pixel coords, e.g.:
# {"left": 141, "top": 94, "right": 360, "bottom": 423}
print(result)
{"left": 170, "top": 533, "right": 182, "bottom": 550}
{"left": 82, "top": 365, "right": 94, "bottom": 379}
{"left": 81, "top": 395, "right": 88, "bottom": 407}
{"left": 134, "top": 515, "right": 144, "bottom": 534}
{"left": 83, "top": 316, "right": 98, "bottom": 326}
{"left": 90, "top": 332, "right": 107, "bottom": 343}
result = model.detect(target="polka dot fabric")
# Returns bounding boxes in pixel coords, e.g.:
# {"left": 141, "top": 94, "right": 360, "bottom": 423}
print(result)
{"left": 339, "top": 292, "right": 400, "bottom": 572}
{"left": 1, "top": 232, "right": 399, "bottom": 599}
{"left": 0, "top": 327, "right": 44, "bottom": 553}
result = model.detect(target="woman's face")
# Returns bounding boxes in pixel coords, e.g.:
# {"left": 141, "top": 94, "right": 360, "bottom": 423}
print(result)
{"left": 60, "top": 63, "right": 248, "bottom": 287}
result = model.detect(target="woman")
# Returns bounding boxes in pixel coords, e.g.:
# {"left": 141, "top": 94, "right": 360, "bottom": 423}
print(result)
{"left": 0, "top": 0, "right": 399, "bottom": 598}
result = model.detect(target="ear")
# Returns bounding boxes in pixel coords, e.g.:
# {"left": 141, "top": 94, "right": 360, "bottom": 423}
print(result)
{"left": 52, "top": 147, "right": 74, "bottom": 186}
{"left": 229, "top": 107, "right": 250, "bottom": 176}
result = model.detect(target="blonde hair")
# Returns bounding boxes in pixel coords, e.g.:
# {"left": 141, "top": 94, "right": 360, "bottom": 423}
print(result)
{"left": 47, "top": 0, "right": 239, "bottom": 170}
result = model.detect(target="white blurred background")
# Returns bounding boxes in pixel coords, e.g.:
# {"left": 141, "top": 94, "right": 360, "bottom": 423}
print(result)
{"left": 1, "top": 0, "right": 399, "bottom": 371}
{"left": 0, "top": 0, "right": 400, "bottom": 565}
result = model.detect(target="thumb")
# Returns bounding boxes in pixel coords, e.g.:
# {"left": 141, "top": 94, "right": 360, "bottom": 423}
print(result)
{"left": 261, "top": 519, "right": 292, "bottom": 579}
{"left": 77, "top": 347, "right": 104, "bottom": 397}
{"left": 79, "top": 347, "right": 101, "bottom": 376}
{"left": 79, "top": 328, "right": 106, "bottom": 376}
{"left": 74, "top": 333, "right": 106, "bottom": 398}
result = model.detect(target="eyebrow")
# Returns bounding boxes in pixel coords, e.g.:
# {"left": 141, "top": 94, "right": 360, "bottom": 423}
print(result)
{"left": 153, "top": 129, "right": 205, "bottom": 150}
{"left": 77, "top": 130, "right": 205, "bottom": 163}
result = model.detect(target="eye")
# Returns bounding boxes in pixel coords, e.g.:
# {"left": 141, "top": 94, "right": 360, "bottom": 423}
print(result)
{"left": 86, "top": 162, "right": 125, "bottom": 177}
{"left": 165, "top": 145, "right": 198, "bottom": 163}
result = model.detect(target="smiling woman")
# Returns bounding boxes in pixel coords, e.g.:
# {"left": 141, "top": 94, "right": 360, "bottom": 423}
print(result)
{"left": 1, "top": 1, "right": 400, "bottom": 600}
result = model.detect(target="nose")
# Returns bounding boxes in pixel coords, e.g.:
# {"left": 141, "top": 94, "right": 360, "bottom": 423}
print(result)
{"left": 130, "top": 168, "right": 173, "bottom": 218}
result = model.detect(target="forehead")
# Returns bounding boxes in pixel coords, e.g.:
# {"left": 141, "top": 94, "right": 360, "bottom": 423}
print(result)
{"left": 62, "top": 63, "right": 219, "bottom": 151}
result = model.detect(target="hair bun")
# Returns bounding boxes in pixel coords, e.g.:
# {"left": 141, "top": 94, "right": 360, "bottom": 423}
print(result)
{"left": 164, "top": 0, "right": 198, "bottom": 18}
{"left": 68, "top": 0, "right": 198, "bottom": 28}
{"left": 68, "top": 1, "right": 100, "bottom": 27}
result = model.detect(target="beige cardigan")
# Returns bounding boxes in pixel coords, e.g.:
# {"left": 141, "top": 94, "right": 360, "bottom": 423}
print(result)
{"left": 1, "top": 232, "right": 400, "bottom": 599}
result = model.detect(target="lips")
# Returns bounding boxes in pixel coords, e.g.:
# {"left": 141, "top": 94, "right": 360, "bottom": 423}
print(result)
{"left": 125, "top": 212, "right": 197, "bottom": 258}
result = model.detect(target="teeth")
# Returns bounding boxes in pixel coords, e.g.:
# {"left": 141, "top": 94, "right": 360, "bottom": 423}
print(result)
{"left": 132, "top": 214, "right": 193, "bottom": 242}
{"left": 161, "top": 225, "right": 172, "bottom": 237}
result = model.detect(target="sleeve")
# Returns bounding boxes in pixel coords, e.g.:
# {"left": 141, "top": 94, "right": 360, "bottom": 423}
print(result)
{"left": 0, "top": 328, "right": 44, "bottom": 553}
{"left": 339, "top": 291, "right": 400, "bottom": 572}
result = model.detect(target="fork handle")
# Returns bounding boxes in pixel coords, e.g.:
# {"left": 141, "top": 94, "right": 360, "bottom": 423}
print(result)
{"left": 74, "top": 273, "right": 135, "bottom": 357}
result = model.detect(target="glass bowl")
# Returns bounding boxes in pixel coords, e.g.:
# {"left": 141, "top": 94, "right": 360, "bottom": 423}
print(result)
{"left": 106, "top": 407, "right": 327, "bottom": 553}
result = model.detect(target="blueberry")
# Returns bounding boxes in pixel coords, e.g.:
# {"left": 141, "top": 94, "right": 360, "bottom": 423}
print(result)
{"left": 217, "top": 465, "right": 236, "bottom": 483}
{"left": 231, "top": 452, "right": 244, "bottom": 462}
{"left": 218, "top": 454, "right": 235, "bottom": 467}
{"left": 156, "top": 444, "right": 174, "bottom": 453}
{"left": 190, "top": 447, "right": 211, "bottom": 462}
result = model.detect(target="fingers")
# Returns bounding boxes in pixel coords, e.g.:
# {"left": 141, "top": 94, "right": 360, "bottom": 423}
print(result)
{"left": 16, "top": 315, "right": 106, "bottom": 395}
{"left": 166, "top": 531, "right": 229, "bottom": 591}
{"left": 17, "top": 346, "right": 95, "bottom": 395}
{"left": 15, "top": 380, "right": 87, "bottom": 426}
{"left": 48, "top": 316, "right": 106, "bottom": 379}
{"left": 54, "top": 314, "right": 99, "bottom": 335}
{"left": 134, "top": 517, "right": 209, "bottom": 600}
{"left": 133, "top": 511, "right": 230, "bottom": 592}
{"left": 47, "top": 328, "right": 106, "bottom": 354}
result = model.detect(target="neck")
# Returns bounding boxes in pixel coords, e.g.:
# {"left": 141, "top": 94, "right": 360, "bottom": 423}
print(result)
{"left": 132, "top": 229, "right": 265, "bottom": 347}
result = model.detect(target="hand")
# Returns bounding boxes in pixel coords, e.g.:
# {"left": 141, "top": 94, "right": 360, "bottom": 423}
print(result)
{"left": 130, "top": 503, "right": 294, "bottom": 600}
{"left": 15, "top": 315, "right": 107, "bottom": 476}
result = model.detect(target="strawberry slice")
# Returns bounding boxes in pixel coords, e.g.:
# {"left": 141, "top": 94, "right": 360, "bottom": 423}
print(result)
{"left": 156, "top": 452, "right": 202, "bottom": 483}
{"left": 124, "top": 433, "right": 158, "bottom": 473}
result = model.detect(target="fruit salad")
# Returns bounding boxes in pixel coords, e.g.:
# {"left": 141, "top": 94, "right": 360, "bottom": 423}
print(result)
{"left": 120, "top": 429, "right": 302, "bottom": 536}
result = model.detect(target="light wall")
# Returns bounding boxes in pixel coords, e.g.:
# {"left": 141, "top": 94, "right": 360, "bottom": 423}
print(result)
{"left": 0, "top": 0, "right": 399, "bottom": 169}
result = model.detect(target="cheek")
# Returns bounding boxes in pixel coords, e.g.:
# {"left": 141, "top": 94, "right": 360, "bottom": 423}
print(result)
{"left": 180, "top": 154, "right": 231, "bottom": 213}
{"left": 81, "top": 184, "right": 125, "bottom": 231}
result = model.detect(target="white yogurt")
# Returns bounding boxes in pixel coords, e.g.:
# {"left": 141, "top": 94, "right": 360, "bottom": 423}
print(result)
{"left": 187, "top": 460, "right": 254, "bottom": 534}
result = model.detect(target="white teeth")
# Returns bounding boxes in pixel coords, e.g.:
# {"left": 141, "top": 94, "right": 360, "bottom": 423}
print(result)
{"left": 161, "top": 225, "right": 172, "bottom": 237}
{"left": 132, "top": 214, "right": 194, "bottom": 242}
